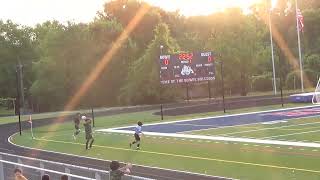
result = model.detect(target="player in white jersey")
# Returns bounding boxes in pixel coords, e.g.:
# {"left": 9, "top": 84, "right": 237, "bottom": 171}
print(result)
{"left": 129, "top": 121, "right": 143, "bottom": 150}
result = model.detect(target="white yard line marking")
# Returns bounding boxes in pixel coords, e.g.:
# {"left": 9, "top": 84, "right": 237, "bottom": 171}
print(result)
{"left": 173, "top": 123, "right": 216, "bottom": 127}
{"left": 97, "top": 129, "right": 320, "bottom": 148}
{"left": 107, "top": 105, "right": 320, "bottom": 132}
{"left": 8, "top": 134, "right": 227, "bottom": 180}
{"left": 262, "top": 129, "right": 320, "bottom": 139}
{"left": 216, "top": 121, "right": 320, "bottom": 136}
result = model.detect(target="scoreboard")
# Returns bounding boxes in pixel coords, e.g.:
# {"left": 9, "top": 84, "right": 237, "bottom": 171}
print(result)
{"left": 159, "top": 52, "right": 215, "bottom": 84}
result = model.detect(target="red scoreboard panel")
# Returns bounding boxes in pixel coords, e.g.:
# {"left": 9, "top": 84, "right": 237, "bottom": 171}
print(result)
{"left": 159, "top": 52, "right": 215, "bottom": 85}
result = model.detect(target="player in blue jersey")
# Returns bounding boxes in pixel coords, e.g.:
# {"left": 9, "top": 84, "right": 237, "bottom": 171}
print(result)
{"left": 129, "top": 121, "right": 143, "bottom": 150}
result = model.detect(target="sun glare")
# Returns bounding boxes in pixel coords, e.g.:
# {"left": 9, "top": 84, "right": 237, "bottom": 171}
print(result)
{"left": 145, "top": 0, "right": 264, "bottom": 16}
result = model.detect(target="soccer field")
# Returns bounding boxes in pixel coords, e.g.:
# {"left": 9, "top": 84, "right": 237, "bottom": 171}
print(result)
{"left": 11, "top": 104, "right": 320, "bottom": 180}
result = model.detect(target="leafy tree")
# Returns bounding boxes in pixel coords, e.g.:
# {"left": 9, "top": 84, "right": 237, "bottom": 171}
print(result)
{"left": 120, "top": 23, "right": 180, "bottom": 104}
{"left": 0, "top": 20, "right": 36, "bottom": 99}
{"left": 104, "top": 0, "right": 161, "bottom": 49}
{"left": 206, "top": 8, "right": 261, "bottom": 96}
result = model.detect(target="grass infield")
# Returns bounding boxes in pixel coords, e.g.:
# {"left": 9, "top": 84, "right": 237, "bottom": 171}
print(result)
{"left": 10, "top": 103, "right": 320, "bottom": 180}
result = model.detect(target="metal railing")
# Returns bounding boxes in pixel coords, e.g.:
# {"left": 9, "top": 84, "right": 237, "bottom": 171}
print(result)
{"left": 0, "top": 152, "right": 155, "bottom": 180}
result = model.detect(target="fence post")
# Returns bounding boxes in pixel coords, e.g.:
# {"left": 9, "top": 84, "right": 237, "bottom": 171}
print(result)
{"left": 95, "top": 172, "right": 101, "bottom": 180}
{"left": 0, "top": 155, "right": 4, "bottom": 180}
{"left": 39, "top": 162, "right": 45, "bottom": 177}
{"left": 17, "top": 158, "right": 22, "bottom": 168}
{"left": 65, "top": 168, "right": 71, "bottom": 180}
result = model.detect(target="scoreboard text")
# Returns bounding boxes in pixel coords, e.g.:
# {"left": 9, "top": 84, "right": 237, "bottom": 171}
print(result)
{"left": 159, "top": 52, "right": 215, "bottom": 84}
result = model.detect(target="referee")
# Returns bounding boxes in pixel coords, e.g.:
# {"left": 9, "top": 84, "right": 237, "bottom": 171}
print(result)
{"left": 130, "top": 121, "right": 143, "bottom": 150}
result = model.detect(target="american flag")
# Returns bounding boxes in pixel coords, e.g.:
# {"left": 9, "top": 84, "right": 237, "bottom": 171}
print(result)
{"left": 296, "top": 9, "right": 304, "bottom": 32}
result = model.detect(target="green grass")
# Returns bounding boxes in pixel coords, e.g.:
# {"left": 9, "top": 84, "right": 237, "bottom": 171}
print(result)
{"left": 10, "top": 103, "right": 320, "bottom": 180}
{"left": 13, "top": 130, "right": 320, "bottom": 180}
{"left": 0, "top": 106, "right": 14, "bottom": 115}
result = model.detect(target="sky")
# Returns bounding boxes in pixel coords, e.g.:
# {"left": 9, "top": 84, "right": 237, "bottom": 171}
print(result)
{"left": 0, "top": 0, "right": 265, "bottom": 26}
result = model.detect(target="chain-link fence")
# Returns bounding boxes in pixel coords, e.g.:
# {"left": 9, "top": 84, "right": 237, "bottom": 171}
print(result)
{"left": 0, "top": 152, "right": 154, "bottom": 180}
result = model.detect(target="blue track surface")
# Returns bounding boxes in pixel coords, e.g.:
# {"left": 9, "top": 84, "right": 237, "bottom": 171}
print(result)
{"left": 118, "top": 106, "right": 320, "bottom": 133}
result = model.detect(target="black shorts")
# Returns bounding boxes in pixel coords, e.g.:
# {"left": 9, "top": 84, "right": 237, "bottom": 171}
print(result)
{"left": 134, "top": 133, "right": 140, "bottom": 141}
{"left": 86, "top": 133, "right": 93, "bottom": 140}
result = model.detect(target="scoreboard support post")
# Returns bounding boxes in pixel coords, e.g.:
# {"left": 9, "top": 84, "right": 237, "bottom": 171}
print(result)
{"left": 159, "top": 85, "right": 164, "bottom": 120}
{"left": 208, "top": 81, "right": 211, "bottom": 101}
{"left": 220, "top": 61, "right": 226, "bottom": 113}
{"left": 160, "top": 104, "right": 164, "bottom": 120}
{"left": 186, "top": 83, "right": 190, "bottom": 103}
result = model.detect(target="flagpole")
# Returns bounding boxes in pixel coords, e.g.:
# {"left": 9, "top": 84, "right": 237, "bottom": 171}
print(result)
{"left": 295, "top": 0, "right": 304, "bottom": 92}
{"left": 269, "top": 9, "right": 277, "bottom": 95}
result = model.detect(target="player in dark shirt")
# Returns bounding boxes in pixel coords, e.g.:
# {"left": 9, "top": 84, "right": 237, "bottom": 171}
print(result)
{"left": 73, "top": 113, "right": 81, "bottom": 140}
{"left": 82, "top": 115, "right": 94, "bottom": 150}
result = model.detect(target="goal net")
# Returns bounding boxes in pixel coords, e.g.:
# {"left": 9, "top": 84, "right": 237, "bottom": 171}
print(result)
{"left": 312, "top": 78, "right": 320, "bottom": 104}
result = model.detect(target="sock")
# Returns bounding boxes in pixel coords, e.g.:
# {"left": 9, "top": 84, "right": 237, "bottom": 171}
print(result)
{"left": 86, "top": 140, "right": 89, "bottom": 149}
{"left": 89, "top": 139, "right": 94, "bottom": 148}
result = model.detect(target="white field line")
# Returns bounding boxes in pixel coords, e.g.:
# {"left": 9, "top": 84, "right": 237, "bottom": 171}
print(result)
{"left": 262, "top": 129, "right": 320, "bottom": 139}
{"left": 8, "top": 134, "right": 231, "bottom": 180}
{"left": 216, "top": 121, "right": 320, "bottom": 136}
{"left": 173, "top": 123, "right": 216, "bottom": 127}
{"left": 180, "top": 114, "right": 320, "bottom": 134}
{"left": 96, "top": 129, "right": 320, "bottom": 148}
{"left": 107, "top": 105, "right": 320, "bottom": 131}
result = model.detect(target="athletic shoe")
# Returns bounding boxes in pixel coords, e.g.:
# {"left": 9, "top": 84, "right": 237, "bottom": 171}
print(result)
{"left": 136, "top": 147, "right": 140, "bottom": 150}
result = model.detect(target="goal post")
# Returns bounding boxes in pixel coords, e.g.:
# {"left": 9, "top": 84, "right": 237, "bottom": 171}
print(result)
{"left": 312, "top": 78, "right": 320, "bottom": 104}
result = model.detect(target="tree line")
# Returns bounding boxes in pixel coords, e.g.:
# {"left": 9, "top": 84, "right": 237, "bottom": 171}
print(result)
{"left": 0, "top": 0, "right": 319, "bottom": 111}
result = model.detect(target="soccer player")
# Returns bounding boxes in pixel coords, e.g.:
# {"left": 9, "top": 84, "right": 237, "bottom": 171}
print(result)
{"left": 129, "top": 121, "right": 143, "bottom": 150}
{"left": 73, "top": 113, "right": 81, "bottom": 140}
{"left": 82, "top": 115, "right": 94, "bottom": 150}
